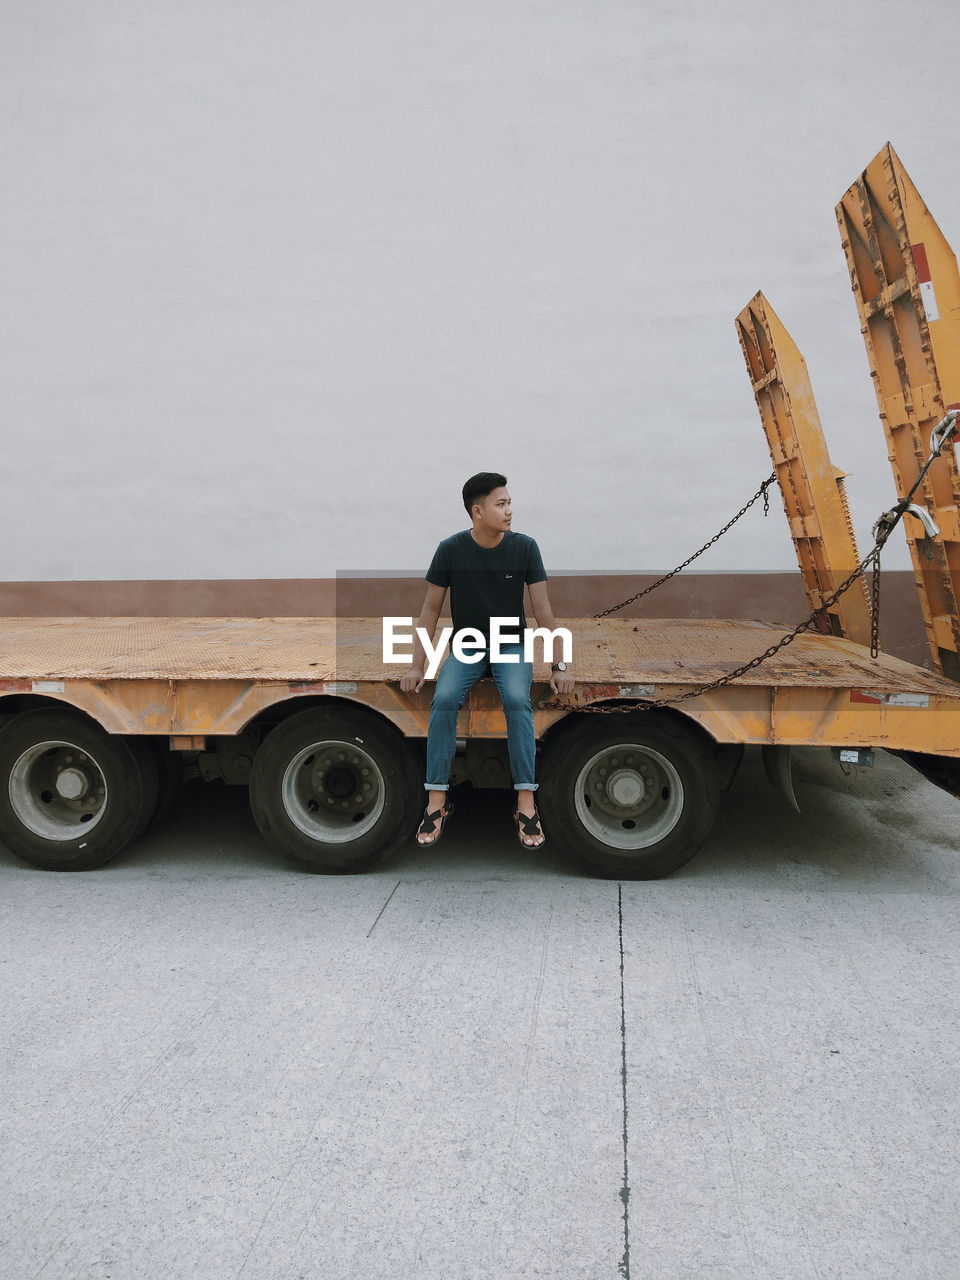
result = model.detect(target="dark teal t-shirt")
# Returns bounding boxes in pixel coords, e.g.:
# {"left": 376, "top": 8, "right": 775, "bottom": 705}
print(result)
{"left": 425, "top": 530, "right": 547, "bottom": 639}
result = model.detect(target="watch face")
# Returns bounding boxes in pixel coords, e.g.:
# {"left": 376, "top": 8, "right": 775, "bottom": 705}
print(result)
{"left": 554, "top": 661, "right": 567, "bottom": 671}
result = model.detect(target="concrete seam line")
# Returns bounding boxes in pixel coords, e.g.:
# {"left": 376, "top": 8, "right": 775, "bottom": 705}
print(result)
{"left": 367, "top": 878, "right": 403, "bottom": 937}
{"left": 618, "top": 883, "right": 632, "bottom": 1280}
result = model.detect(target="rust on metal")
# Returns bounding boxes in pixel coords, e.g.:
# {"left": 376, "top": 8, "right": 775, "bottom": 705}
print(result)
{"left": 0, "top": 615, "right": 951, "bottom": 691}
{"left": 736, "top": 291, "right": 872, "bottom": 644}
{"left": 0, "top": 616, "right": 956, "bottom": 758}
{"left": 837, "top": 143, "right": 960, "bottom": 679}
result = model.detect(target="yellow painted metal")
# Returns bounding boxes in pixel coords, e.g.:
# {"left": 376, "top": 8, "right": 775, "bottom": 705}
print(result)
{"left": 0, "top": 617, "right": 338, "bottom": 681}
{"left": 0, "top": 616, "right": 949, "bottom": 691}
{"left": 0, "top": 617, "right": 958, "bottom": 757}
{"left": 736, "top": 292, "right": 871, "bottom": 643}
{"left": 837, "top": 143, "right": 960, "bottom": 680}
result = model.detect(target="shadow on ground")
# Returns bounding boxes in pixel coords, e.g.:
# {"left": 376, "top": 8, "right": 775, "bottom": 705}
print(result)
{"left": 0, "top": 745, "right": 955, "bottom": 887}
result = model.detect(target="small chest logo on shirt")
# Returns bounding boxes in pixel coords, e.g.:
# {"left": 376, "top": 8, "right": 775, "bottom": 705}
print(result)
{"left": 505, "top": 573, "right": 513, "bottom": 579}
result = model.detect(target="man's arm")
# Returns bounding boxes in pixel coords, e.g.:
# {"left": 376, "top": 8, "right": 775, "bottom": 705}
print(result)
{"left": 527, "top": 580, "right": 575, "bottom": 695}
{"left": 399, "top": 583, "right": 448, "bottom": 693}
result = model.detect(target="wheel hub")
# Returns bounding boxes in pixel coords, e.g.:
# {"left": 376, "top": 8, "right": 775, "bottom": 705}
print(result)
{"left": 55, "top": 766, "right": 91, "bottom": 801}
{"left": 282, "top": 740, "right": 385, "bottom": 842}
{"left": 574, "top": 741, "right": 684, "bottom": 850}
{"left": 8, "top": 740, "right": 109, "bottom": 841}
{"left": 325, "top": 764, "right": 365, "bottom": 800}
{"left": 606, "top": 768, "right": 646, "bottom": 807}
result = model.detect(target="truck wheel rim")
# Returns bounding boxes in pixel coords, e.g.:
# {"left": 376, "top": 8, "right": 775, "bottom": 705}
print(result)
{"left": 573, "top": 743, "right": 683, "bottom": 850}
{"left": 9, "top": 740, "right": 109, "bottom": 841}
{"left": 281, "top": 739, "right": 385, "bottom": 843}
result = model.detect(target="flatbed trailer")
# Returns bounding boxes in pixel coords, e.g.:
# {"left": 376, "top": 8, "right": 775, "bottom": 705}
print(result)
{"left": 0, "top": 613, "right": 956, "bottom": 878}
{"left": 1, "top": 142, "right": 958, "bottom": 878}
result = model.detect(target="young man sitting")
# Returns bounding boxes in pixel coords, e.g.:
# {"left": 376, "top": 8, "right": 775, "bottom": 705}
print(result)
{"left": 399, "top": 472, "right": 575, "bottom": 848}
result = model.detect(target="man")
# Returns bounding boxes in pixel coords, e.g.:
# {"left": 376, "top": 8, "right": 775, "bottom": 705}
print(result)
{"left": 399, "top": 472, "right": 575, "bottom": 848}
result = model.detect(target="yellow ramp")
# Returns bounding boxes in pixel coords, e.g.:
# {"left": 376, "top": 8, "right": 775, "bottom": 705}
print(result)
{"left": 837, "top": 142, "right": 960, "bottom": 680}
{"left": 736, "top": 291, "right": 871, "bottom": 644}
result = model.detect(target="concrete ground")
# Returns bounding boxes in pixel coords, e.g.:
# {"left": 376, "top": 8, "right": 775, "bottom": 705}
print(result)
{"left": 1, "top": 746, "right": 958, "bottom": 1280}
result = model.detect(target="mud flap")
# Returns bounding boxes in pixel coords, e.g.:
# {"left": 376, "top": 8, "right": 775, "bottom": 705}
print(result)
{"left": 762, "top": 744, "right": 800, "bottom": 812}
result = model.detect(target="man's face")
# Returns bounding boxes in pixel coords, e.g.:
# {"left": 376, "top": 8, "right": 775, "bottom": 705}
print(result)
{"left": 474, "top": 486, "right": 512, "bottom": 532}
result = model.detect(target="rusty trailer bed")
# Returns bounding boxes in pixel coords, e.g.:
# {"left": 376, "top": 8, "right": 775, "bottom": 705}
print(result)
{"left": 0, "top": 616, "right": 957, "bottom": 755}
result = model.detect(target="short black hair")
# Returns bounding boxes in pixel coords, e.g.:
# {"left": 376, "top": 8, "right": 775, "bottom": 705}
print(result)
{"left": 462, "top": 472, "right": 507, "bottom": 516}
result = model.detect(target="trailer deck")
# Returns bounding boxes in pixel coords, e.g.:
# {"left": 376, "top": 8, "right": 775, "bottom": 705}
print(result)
{"left": 0, "top": 615, "right": 957, "bottom": 754}
{"left": 0, "top": 614, "right": 951, "bottom": 687}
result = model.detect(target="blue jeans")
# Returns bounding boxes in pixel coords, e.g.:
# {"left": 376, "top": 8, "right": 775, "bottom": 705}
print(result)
{"left": 424, "top": 643, "right": 537, "bottom": 792}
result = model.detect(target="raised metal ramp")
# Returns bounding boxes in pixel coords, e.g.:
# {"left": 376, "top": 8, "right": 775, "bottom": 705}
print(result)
{"left": 736, "top": 291, "right": 872, "bottom": 645}
{"left": 837, "top": 143, "right": 960, "bottom": 680}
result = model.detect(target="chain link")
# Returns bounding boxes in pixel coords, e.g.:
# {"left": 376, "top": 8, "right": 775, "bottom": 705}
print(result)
{"left": 548, "top": 408, "right": 958, "bottom": 717}
{"left": 870, "top": 553, "right": 881, "bottom": 660}
{"left": 593, "top": 474, "right": 777, "bottom": 620}
{"left": 541, "top": 523, "right": 887, "bottom": 715}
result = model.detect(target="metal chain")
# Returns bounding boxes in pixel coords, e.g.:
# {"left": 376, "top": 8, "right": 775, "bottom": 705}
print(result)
{"left": 540, "top": 535, "right": 885, "bottom": 716}
{"left": 593, "top": 474, "right": 777, "bottom": 619}
{"left": 542, "top": 409, "right": 958, "bottom": 717}
{"left": 870, "top": 554, "right": 881, "bottom": 660}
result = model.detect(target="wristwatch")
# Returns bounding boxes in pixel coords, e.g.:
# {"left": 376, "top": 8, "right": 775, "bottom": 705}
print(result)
{"left": 551, "top": 661, "right": 568, "bottom": 672}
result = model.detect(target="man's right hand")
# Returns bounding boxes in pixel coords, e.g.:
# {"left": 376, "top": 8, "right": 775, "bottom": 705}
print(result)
{"left": 399, "top": 665, "right": 426, "bottom": 694}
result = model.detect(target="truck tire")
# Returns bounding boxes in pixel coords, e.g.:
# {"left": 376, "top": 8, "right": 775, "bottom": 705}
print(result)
{"left": 127, "top": 737, "right": 161, "bottom": 837}
{"left": 540, "top": 712, "right": 719, "bottom": 879}
{"left": 0, "top": 710, "right": 151, "bottom": 871}
{"left": 249, "top": 705, "right": 420, "bottom": 873}
{"left": 136, "top": 738, "right": 184, "bottom": 833}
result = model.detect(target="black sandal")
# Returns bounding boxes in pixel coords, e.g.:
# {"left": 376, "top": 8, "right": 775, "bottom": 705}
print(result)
{"left": 513, "top": 807, "right": 545, "bottom": 848}
{"left": 417, "top": 801, "right": 454, "bottom": 847}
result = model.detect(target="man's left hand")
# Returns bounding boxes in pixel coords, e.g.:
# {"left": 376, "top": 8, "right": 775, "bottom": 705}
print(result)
{"left": 549, "top": 670, "right": 575, "bottom": 695}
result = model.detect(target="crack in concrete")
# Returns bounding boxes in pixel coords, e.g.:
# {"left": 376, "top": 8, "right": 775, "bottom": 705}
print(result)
{"left": 618, "top": 883, "right": 631, "bottom": 1280}
{"left": 366, "top": 878, "right": 402, "bottom": 937}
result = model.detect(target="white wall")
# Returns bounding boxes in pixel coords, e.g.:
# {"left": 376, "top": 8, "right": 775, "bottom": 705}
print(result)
{"left": 3, "top": 0, "right": 958, "bottom": 581}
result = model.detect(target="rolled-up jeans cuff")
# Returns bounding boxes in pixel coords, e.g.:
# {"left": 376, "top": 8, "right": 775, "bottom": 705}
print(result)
{"left": 424, "top": 782, "right": 450, "bottom": 792}
{"left": 513, "top": 782, "right": 538, "bottom": 791}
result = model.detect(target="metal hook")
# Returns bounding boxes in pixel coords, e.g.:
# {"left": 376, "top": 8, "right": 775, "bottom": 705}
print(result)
{"left": 903, "top": 503, "right": 940, "bottom": 540}
{"left": 900, "top": 503, "right": 939, "bottom": 561}
{"left": 930, "top": 409, "right": 959, "bottom": 456}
